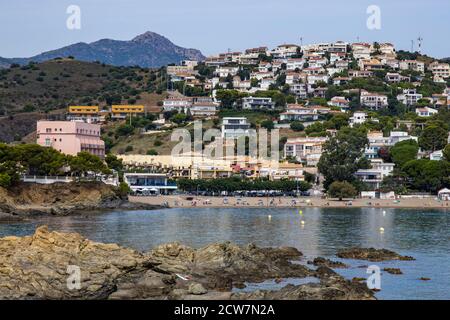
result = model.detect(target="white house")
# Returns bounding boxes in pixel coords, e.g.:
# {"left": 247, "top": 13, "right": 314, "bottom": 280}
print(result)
{"left": 397, "top": 89, "right": 423, "bottom": 106}
{"left": 355, "top": 159, "right": 394, "bottom": 190}
{"left": 328, "top": 96, "right": 350, "bottom": 112}
{"left": 430, "top": 150, "right": 443, "bottom": 161}
{"left": 279, "top": 105, "right": 319, "bottom": 122}
{"left": 415, "top": 107, "right": 438, "bottom": 117}
{"left": 163, "top": 97, "right": 192, "bottom": 113}
{"left": 286, "top": 58, "right": 305, "bottom": 71}
{"left": 284, "top": 137, "right": 328, "bottom": 164}
{"left": 360, "top": 91, "right": 388, "bottom": 110}
{"left": 429, "top": 61, "right": 450, "bottom": 79}
{"left": 349, "top": 112, "right": 367, "bottom": 127}
{"left": 399, "top": 60, "right": 425, "bottom": 73}
{"left": 214, "top": 66, "right": 239, "bottom": 77}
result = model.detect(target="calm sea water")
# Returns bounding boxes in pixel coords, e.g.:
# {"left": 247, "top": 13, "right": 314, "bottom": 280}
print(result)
{"left": 1, "top": 207, "right": 449, "bottom": 300}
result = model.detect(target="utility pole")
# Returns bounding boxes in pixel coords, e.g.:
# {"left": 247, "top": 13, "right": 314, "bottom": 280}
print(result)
{"left": 417, "top": 36, "right": 423, "bottom": 54}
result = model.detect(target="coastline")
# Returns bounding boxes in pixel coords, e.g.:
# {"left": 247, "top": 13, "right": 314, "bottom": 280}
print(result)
{"left": 130, "top": 195, "right": 450, "bottom": 210}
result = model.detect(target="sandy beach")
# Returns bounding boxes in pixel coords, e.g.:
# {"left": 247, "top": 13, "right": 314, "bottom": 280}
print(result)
{"left": 130, "top": 195, "right": 450, "bottom": 210}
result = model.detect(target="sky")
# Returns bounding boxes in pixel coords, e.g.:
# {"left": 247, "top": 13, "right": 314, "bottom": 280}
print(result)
{"left": 0, "top": 0, "right": 449, "bottom": 59}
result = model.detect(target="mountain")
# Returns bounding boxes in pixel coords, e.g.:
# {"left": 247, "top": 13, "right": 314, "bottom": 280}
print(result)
{"left": 0, "top": 31, "right": 205, "bottom": 68}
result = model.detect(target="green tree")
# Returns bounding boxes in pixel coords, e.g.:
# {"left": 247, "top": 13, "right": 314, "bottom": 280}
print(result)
{"left": 419, "top": 125, "right": 448, "bottom": 151}
{"left": 390, "top": 139, "right": 419, "bottom": 168}
{"left": 328, "top": 181, "right": 358, "bottom": 200}
{"left": 105, "top": 153, "right": 123, "bottom": 171}
{"left": 402, "top": 159, "right": 450, "bottom": 193}
{"left": 170, "top": 113, "right": 188, "bottom": 124}
{"left": 260, "top": 119, "right": 274, "bottom": 130}
{"left": 444, "top": 144, "right": 450, "bottom": 162}
{"left": 290, "top": 121, "right": 305, "bottom": 132}
{"left": 69, "top": 152, "right": 110, "bottom": 176}
{"left": 318, "top": 127, "right": 370, "bottom": 189}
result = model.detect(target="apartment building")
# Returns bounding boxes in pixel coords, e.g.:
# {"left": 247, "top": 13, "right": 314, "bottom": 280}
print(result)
{"left": 355, "top": 159, "right": 394, "bottom": 190}
{"left": 67, "top": 105, "right": 103, "bottom": 123}
{"left": 399, "top": 60, "right": 425, "bottom": 73}
{"left": 429, "top": 62, "right": 450, "bottom": 79}
{"left": 242, "top": 96, "right": 275, "bottom": 110}
{"left": 111, "top": 105, "right": 145, "bottom": 120}
{"left": 221, "top": 117, "right": 253, "bottom": 139}
{"left": 284, "top": 137, "right": 328, "bottom": 164}
{"left": 280, "top": 105, "right": 319, "bottom": 122}
{"left": 163, "top": 97, "right": 192, "bottom": 113}
{"left": 360, "top": 91, "right": 388, "bottom": 110}
{"left": 397, "top": 89, "right": 423, "bottom": 106}
{"left": 36, "top": 120, "right": 105, "bottom": 158}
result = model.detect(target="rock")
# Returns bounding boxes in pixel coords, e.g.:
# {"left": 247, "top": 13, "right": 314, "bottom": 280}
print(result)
{"left": 336, "top": 248, "right": 415, "bottom": 262}
{"left": 419, "top": 277, "right": 431, "bottom": 281}
{"left": 312, "top": 257, "right": 348, "bottom": 269}
{"left": 383, "top": 268, "right": 403, "bottom": 275}
{"left": 0, "top": 227, "right": 377, "bottom": 300}
{"left": 150, "top": 241, "right": 311, "bottom": 291}
{"left": 188, "top": 283, "right": 207, "bottom": 295}
{"left": 0, "top": 225, "right": 149, "bottom": 299}
{"left": 0, "top": 182, "right": 161, "bottom": 218}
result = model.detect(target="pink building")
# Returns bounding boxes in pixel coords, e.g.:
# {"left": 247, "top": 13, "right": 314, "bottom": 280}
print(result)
{"left": 36, "top": 121, "right": 105, "bottom": 158}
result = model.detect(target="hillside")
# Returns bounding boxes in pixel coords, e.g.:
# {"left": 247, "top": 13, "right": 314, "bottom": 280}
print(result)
{"left": 1, "top": 31, "right": 205, "bottom": 68}
{"left": 0, "top": 58, "right": 165, "bottom": 113}
{"left": 0, "top": 58, "right": 167, "bottom": 142}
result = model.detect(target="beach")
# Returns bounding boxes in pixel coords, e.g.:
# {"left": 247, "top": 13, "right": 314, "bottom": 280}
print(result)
{"left": 130, "top": 195, "right": 450, "bottom": 209}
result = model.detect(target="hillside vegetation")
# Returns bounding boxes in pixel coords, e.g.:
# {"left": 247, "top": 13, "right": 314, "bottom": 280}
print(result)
{"left": 0, "top": 58, "right": 165, "bottom": 115}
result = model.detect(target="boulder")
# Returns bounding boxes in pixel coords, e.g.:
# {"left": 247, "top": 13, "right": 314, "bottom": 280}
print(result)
{"left": 336, "top": 248, "right": 415, "bottom": 262}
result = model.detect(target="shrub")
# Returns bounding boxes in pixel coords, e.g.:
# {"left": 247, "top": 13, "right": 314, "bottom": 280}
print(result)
{"left": 328, "top": 181, "right": 358, "bottom": 200}
{"left": 147, "top": 149, "right": 158, "bottom": 155}
{"left": 290, "top": 121, "right": 305, "bottom": 132}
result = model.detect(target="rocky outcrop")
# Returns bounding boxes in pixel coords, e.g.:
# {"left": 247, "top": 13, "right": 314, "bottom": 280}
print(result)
{"left": 336, "top": 248, "right": 415, "bottom": 262}
{"left": 0, "top": 226, "right": 149, "bottom": 299}
{"left": 0, "top": 227, "right": 377, "bottom": 300}
{"left": 232, "top": 267, "right": 375, "bottom": 300}
{"left": 0, "top": 182, "right": 159, "bottom": 219}
{"left": 383, "top": 268, "right": 403, "bottom": 275}
{"left": 309, "top": 257, "right": 348, "bottom": 269}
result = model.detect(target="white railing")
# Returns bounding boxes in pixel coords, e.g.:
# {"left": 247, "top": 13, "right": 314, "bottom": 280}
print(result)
{"left": 21, "top": 174, "right": 119, "bottom": 186}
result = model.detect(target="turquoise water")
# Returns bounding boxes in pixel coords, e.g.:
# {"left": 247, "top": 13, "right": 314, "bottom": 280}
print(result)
{"left": 1, "top": 207, "right": 449, "bottom": 300}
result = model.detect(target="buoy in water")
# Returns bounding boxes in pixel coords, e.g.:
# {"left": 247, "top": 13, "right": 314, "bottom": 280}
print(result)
{"left": 382, "top": 210, "right": 386, "bottom": 216}
{"left": 299, "top": 210, "right": 303, "bottom": 216}
{"left": 379, "top": 227, "right": 385, "bottom": 233}
{"left": 301, "top": 220, "right": 305, "bottom": 225}
{"left": 268, "top": 215, "right": 272, "bottom": 220}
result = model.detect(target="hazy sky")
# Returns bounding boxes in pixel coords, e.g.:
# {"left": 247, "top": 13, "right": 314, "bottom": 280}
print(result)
{"left": 0, "top": 0, "right": 449, "bottom": 58}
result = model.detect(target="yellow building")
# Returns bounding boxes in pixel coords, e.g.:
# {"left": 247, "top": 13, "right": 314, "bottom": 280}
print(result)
{"left": 67, "top": 106, "right": 101, "bottom": 123}
{"left": 111, "top": 105, "right": 145, "bottom": 119}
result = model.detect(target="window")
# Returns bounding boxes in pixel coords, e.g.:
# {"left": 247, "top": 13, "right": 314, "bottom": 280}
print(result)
{"left": 45, "top": 138, "right": 51, "bottom": 146}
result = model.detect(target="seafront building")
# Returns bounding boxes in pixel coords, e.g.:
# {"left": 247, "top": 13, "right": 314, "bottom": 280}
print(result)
{"left": 123, "top": 173, "right": 177, "bottom": 195}
{"left": 36, "top": 120, "right": 105, "bottom": 158}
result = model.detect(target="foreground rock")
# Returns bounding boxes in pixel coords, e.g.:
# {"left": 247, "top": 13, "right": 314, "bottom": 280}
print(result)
{"left": 336, "top": 248, "right": 415, "bottom": 262}
{"left": 233, "top": 267, "right": 374, "bottom": 300}
{"left": 0, "top": 227, "right": 376, "bottom": 300}
{"left": 0, "top": 182, "right": 159, "bottom": 218}
{"left": 0, "top": 226, "right": 148, "bottom": 299}
{"left": 383, "top": 268, "right": 403, "bottom": 275}
{"left": 309, "top": 257, "right": 348, "bottom": 269}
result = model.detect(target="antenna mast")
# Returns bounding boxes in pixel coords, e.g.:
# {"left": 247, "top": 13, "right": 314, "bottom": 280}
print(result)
{"left": 417, "top": 36, "right": 423, "bottom": 54}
